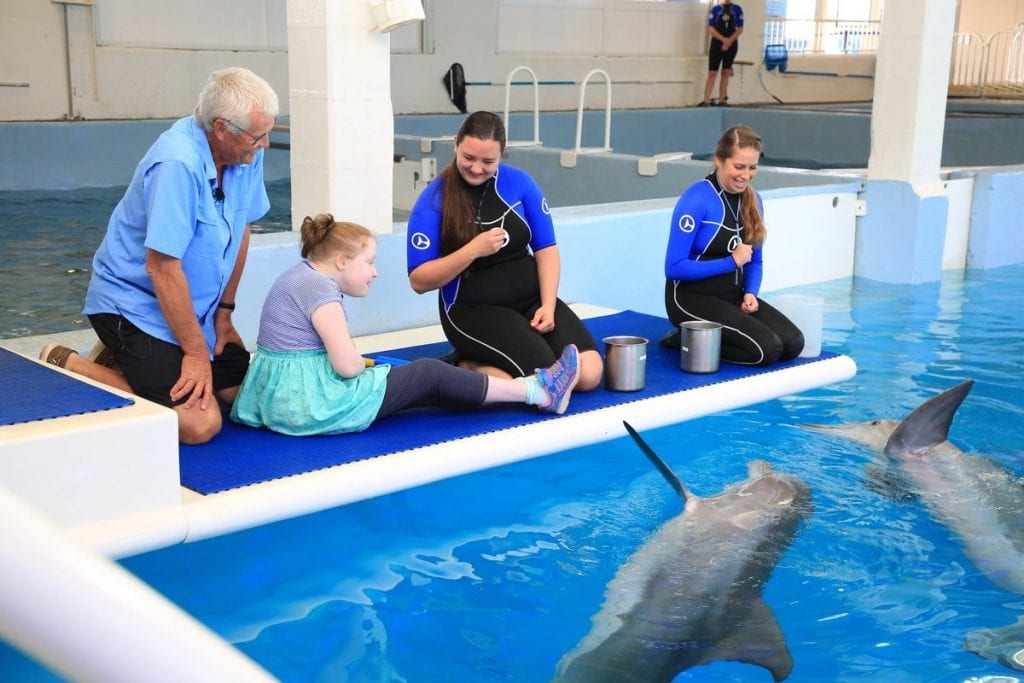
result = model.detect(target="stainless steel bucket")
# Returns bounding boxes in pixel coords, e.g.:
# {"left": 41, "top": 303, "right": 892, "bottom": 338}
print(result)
{"left": 603, "top": 335, "right": 648, "bottom": 391}
{"left": 679, "top": 321, "right": 722, "bottom": 373}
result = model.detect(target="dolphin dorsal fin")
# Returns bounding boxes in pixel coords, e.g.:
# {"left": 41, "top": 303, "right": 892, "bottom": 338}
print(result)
{"left": 884, "top": 380, "right": 974, "bottom": 457}
{"left": 623, "top": 421, "right": 690, "bottom": 505}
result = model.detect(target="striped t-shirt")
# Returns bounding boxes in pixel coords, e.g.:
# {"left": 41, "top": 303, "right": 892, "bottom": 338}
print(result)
{"left": 256, "top": 260, "right": 344, "bottom": 351}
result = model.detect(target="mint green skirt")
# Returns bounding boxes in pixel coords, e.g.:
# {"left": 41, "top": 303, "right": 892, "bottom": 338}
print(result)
{"left": 231, "top": 346, "right": 390, "bottom": 436}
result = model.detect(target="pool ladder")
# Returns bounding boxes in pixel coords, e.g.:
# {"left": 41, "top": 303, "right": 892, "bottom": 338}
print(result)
{"left": 560, "top": 68, "right": 613, "bottom": 168}
{"left": 503, "top": 65, "right": 542, "bottom": 148}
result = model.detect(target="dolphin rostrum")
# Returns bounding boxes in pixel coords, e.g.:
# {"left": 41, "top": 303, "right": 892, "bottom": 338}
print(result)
{"left": 553, "top": 421, "right": 812, "bottom": 682}
{"left": 804, "top": 380, "right": 1024, "bottom": 671}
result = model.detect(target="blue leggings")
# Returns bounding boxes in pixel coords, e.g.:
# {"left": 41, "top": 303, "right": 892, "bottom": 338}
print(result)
{"left": 376, "top": 358, "right": 489, "bottom": 420}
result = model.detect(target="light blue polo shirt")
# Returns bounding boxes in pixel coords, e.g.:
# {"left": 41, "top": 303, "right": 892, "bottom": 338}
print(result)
{"left": 84, "top": 116, "right": 270, "bottom": 355}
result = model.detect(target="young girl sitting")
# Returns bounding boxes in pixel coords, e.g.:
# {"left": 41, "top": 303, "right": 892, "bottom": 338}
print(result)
{"left": 231, "top": 213, "right": 580, "bottom": 436}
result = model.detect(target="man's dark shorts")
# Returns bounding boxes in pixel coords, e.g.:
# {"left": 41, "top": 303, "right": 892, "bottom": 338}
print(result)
{"left": 89, "top": 313, "right": 250, "bottom": 408}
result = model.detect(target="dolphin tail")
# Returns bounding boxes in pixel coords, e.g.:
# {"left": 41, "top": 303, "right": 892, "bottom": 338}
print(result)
{"left": 693, "top": 597, "right": 794, "bottom": 682}
{"left": 964, "top": 616, "right": 1024, "bottom": 672}
{"left": 622, "top": 421, "right": 689, "bottom": 503}
{"left": 884, "top": 380, "right": 974, "bottom": 457}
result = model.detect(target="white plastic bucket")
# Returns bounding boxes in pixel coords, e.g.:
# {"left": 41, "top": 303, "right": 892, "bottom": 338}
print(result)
{"left": 772, "top": 295, "right": 824, "bottom": 358}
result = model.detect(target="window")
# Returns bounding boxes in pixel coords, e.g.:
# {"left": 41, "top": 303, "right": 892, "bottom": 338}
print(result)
{"left": 766, "top": 0, "right": 882, "bottom": 54}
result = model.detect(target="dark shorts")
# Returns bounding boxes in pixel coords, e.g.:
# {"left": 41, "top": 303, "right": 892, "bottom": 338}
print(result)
{"left": 709, "top": 38, "right": 739, "bottom": 72}
{"left": 89, "top": 313, "right": 250, "bottom": 407}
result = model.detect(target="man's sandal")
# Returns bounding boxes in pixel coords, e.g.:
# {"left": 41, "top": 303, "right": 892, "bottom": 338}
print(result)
{"left": 40, "top": 344, "right": 76, "bottom": 369}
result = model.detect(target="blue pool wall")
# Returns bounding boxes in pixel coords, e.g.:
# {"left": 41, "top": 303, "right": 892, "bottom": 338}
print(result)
{"left": 5, "top": 106, "right": 1024, "bottom": 192}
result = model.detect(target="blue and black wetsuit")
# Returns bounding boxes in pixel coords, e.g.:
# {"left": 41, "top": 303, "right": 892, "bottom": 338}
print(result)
{"left": 664, "top": 173, "right": 803, "bottom": 365}
{"left": 408, "top": 163, "right": 596, "bottom": 377}
{"left": 708, "top": 2, "right": 743, "bottom": 72}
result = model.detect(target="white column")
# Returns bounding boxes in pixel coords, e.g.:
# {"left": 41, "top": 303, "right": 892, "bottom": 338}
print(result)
{"left": 867, "top": 0, "right": 957, "bottom": 192}
{"left": 856, "top": 0, "right": 959, "bottom": 284}
{"left": 286, "top": 0, "right": 394, "bottom": 234}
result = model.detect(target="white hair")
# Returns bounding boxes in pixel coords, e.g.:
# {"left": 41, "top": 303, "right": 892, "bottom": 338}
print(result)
{"left": 193, "top": 66, "right": 279, "bottom": 132}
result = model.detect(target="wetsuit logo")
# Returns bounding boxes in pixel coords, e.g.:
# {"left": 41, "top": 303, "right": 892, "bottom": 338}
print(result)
{"left": 542, "top": 198, "right": 551, "bottom": 214}
{"left": 410, "top": 232, "right": 431, "bottom": 250}
{"left": 678, "top": 214, "right": 696, "bottom": 233}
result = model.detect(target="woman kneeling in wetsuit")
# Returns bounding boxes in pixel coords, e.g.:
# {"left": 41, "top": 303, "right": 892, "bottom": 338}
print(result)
{"left": 406, "top": 111, "right": 603, "bottom": 390}
{"left": 664, "top": 125, "right": 803, "bottom": 366}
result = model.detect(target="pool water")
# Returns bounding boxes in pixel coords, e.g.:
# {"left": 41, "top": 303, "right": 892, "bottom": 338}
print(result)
{"left": 3, "top": 266, "right": 1024, "bottom": 682}
{"left": 0, "top": 181, "right": 294, "bottom": 339}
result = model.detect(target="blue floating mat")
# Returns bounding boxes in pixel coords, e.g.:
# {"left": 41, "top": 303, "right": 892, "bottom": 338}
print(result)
{"left": 180, "top": 310, "right": 840, "bottom": 495}
{"left": 0, "top": 346, "right": 134, "bottom": 426}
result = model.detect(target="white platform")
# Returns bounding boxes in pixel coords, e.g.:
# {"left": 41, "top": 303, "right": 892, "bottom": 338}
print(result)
{"left": 0, "top": 352, "right": 179, "bottom": 534}
{"left": 0, "top": 304, "right": 857, "bottom": 560}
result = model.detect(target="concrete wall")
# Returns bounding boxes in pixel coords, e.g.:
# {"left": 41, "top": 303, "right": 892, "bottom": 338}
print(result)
{"left": 966, "top": 165, "right": 1024, "bottom": 270}
{"left": 956, "top": 0, "right": 1024, "bottom": 38}
{"left": 9, "top": 0, "right": 1024, "bottom": 124}
{"left": 3, "top": 0, "right": 888, "bottom": 123}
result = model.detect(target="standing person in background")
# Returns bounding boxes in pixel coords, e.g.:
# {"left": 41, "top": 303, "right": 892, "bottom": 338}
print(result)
{"left": 663, "top": 125, "right": 803, "bottom": 366}
{"left": 40, "top": 66, "right": 278, "bottom": 444}
{"left": 406, "top": 111, "right": 603, "bottom": 392}
{"left": 703, "top": 0, "right": 744, "bottom": 107}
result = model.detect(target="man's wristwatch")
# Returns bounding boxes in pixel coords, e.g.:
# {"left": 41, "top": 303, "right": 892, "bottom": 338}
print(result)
{"left": 217, "top": 301, "right": 236, "bottom": 311}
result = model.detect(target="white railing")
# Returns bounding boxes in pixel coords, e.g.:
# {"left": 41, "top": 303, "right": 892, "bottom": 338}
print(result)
{"left": 0, "top": 484, "right": 276, "bottom": 682}
{"left": 990, "top": 30, "right": 1024, "bottom": 84}
{"left": 764, "top": 18, "right": 880, "bottom": 54}
{"left": 951, "top": 30, "right": 1024, "bottom": 97}
{"left": 950, "top": 32, "right": 987, "bottom": 94}
{"left": 503, "top": 65, "right": 542, "bottom": 148}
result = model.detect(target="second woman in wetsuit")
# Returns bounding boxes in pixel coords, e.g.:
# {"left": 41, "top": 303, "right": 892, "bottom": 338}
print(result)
{"left": 406, "top": 111, "right": 603, "bottom": 390}
{"left": 664, "top": 125, "right": 803, "bottom": 366}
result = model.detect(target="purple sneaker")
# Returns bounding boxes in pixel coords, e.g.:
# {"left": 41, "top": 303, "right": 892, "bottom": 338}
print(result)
{"left": 537, "top": 344, "right": 581, "bottom": 415}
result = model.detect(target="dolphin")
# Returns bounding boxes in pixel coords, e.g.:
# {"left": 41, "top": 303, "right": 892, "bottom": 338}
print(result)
{"left": 804, "top": 380, "right": 1024, "bottom": 671}
{"left": 553, "top": 421, "right": 812, "bottom": 682}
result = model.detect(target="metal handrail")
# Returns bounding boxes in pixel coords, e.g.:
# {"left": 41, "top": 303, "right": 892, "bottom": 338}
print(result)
{"left": 559, "top": 69, "right": 612, "bottom": 168}
{"left": 503, "top": 65, "right": 542, "bottom": 147}
{"left": 572, "top": 68, "right": 612, "bottom": 154}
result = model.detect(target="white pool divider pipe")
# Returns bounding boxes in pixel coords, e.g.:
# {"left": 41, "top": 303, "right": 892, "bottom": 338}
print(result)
{"left": 0, "top": 484, "right": 275, "bottom": 683}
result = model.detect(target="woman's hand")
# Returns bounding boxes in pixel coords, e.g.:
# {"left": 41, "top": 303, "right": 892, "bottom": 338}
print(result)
{"left": 470, "top": 227, "right": 508, "bottom": 258}
{"left": 740, "top": 293, "right": 759, "bottom": 314}
{"left": 530, "top": 302, "right": 556, "bottom": 334}
{"left": 409, "top": 227, "right": 508, "bottom": 294}
{"left": 731, "top": 242, "right": 753, "bottom": 267}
